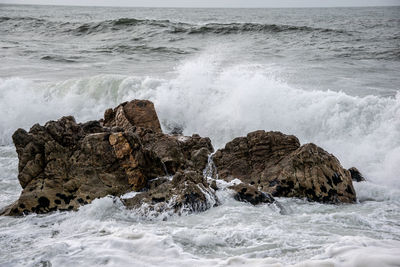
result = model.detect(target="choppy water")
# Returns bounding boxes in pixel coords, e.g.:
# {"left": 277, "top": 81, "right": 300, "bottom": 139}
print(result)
{"left": 0, "top": 4, "right": 400, "bottom": 267}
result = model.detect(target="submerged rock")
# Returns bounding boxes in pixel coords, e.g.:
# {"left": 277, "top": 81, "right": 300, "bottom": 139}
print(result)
{"left": 348, "top": 167, "right": 366, "bottom": 182}
{"left": 213, "top": 130, "right": 356, "bottom": 203}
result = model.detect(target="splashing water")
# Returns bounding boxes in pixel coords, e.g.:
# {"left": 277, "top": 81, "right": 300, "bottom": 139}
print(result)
{"left": 1, "top": 53, "right": 399, "bottom": 188}
{"left": 1, "top": 6, "right": 400, "bottom": 266}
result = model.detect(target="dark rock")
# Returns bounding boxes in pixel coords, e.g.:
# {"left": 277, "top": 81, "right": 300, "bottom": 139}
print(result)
{"left": 228, "top": 183, "right": 275, "bottom": 205}
{"left": 80, "top": 120, "right": 105, "bottom": 134}
{"left": 170, "top": 126, "right": 183, "bottom": 135}
{"left": 123, "top": 171, "right": 218, "bottom": 214}
{"left": 213, "top": 130, "right": 356, "bottom": 203}
{"left": 348, "top": 167, "right": 365, "bottom": 182}
{"left": 210, "top": 180, "right": 218, "bottom": 191}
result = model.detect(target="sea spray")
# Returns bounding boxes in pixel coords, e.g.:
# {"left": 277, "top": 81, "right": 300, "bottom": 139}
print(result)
{"left": 1, "top": 5, "right": 400, "bottom": 265}
{"left": 1, "top": 56, "right": 399, "bottom": 188}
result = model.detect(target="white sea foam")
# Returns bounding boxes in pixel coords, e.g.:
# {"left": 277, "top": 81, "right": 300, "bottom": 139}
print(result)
{"left": 1, "top": 192, "right": 399, "bottom": 267}
{"left": 1, "top": 52, "right": 399, "bottom": 188}
{"left": 0, "top": 53, "right": 399, "bottom": 267}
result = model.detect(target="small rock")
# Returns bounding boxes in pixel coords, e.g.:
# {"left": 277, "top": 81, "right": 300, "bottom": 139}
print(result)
{"left": 229, "top": 183, "right": 275, "bottom": 205}
{"left": 348, "top": 167, "right": 366, "bottom": 182}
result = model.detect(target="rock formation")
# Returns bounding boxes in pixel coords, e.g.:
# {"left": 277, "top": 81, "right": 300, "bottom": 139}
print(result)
{"left": 213, "top": 130, "right": 356, "bottom": 203}
{"left": 1, "top": 100, "right": 358, "bottom": 216}
{"left": 1, "top": 100, "right": 214, "bottom": 216}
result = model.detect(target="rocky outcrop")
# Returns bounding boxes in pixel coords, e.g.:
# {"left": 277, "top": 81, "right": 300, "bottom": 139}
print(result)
{"left": 228, "top": 183, "right": 275, "bottom": 205}
{"left": 348, "top": 167, "right": 366, "bottom": 182}
{"left": 1, "top": 100, "right": 359, "bottom": 216}
{"left": 1, "top": 100, "right": 213, "bottom": 216}
{"left": 213, "top": 130, "right": 356, "bottom": 203}
{"left": 1, "top": 117, "right": 130, "bottom": 215}
{"left": 123, "top": 171, "right": 217, "bottom": 214}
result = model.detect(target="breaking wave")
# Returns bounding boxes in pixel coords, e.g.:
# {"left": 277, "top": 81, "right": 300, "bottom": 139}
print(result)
{"left": 0, "top": 52, "right": 399, "bottom": 189}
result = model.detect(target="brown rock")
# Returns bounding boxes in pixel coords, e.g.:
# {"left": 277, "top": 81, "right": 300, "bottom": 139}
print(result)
{"left": 2, "top": 100, "right": 360, "bottom": 217}
{"left": 1, "top": 118, "right": 134, "bottom": 216}
{"left": 134, "top": 129, "right": 214, "bottom": 174}
{"left": 268, "top": 143, "right": 356, "bottom": 203}
{"left": 213, "top": 131, "right": 300, "bottom": 182}
{"left": 103, "top": 100, "right": 162, "bottom": 133}
{"left": 2, "top": 100, "right": 214, "bottom": 216}
{"left": 213, "top": 130, "right": 356, "bottom": 203}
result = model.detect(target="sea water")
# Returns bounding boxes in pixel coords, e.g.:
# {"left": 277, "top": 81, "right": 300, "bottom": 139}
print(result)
{"left": 0, "top": 5, "right": 399, "bottom": 266}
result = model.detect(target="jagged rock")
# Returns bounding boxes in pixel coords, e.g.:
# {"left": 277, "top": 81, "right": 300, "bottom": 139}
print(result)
{"left": 1, "top": 117, "right": 133, "bottom": 216}
{"left": 2, "top": 100, "right": 360, "bottom": 216}
{"left": 213, "top": 130, "right": 356, "bottom": 203}
{"left": 228, "top": 183, "right": 275, "bottom": 205}
{"left": 1, "top": 100, "right": 214, "bottom": 216}
{"left": 123, "top": 171, "right": 217, "bottom": 214}
{"left": 348, "top": 167, "right": 365, "bottom": 182}
{"left": 103, "top": 99, "right": 162, "bottom": 133}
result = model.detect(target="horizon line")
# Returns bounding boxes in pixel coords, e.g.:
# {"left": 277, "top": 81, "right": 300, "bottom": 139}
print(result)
{"left": 1, "top": 2, "right": 399, "bottom": 9}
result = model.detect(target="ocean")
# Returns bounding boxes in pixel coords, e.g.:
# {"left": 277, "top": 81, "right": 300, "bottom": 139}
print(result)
{"left": 0, "top": 4, "right": 399, "bottom": 266}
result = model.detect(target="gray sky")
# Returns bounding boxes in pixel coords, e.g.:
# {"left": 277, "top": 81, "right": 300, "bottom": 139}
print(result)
{"left": 0, "top": 0, "right": 399, "bottom": 7}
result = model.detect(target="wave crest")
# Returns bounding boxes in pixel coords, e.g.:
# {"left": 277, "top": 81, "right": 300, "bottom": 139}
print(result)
{"left": 0, "top": 16, "right": 349, "bottom": 36}
{"left": 0, "top": 52, "right": 399, "bottom": 188}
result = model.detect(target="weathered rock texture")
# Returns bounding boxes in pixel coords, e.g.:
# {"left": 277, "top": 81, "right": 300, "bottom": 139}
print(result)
{"left": 213, "top": 130, "right": 356, "bottom": 203}
{"left": 103, "top": 99, "right": 162, "bottom": 133}
{"left": 1, "top": 100, "right": 213, "bottom": 216}
{"left": 123, "top": 171, "right": 217, "bottom": 214}
{"left": 1, "top": 100, "right": 358, "bottom": 216}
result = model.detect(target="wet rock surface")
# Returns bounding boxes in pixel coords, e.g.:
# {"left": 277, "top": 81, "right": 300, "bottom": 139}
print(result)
{"left": 2, "top": 100, "right": 358, "bottom": 216}
{"left": 348, "top": 167, "right": 366, "bottom": 182}
{"left": 228, "top": 183, "right": 275, "bottom": 205}
{"left": 2, "top": 117, "right": 131, "bottom": 216}
{"left": 1, "top": 100, "right": 213, "bottom": 216}
{"left": 123, "top": 171, "right": 217, "bottom": 214}
{"left": 213, "top": 130, "right": 356, "bottom": 203}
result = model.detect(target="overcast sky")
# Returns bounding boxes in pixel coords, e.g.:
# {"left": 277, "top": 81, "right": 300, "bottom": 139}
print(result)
{"left": 0, "top": 0, "right": 399, "bottom": 8}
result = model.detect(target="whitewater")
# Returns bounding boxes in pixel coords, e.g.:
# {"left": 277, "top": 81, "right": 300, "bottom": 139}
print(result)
{"left": 0, "top": 4, "right": 400, "bottom": 267}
